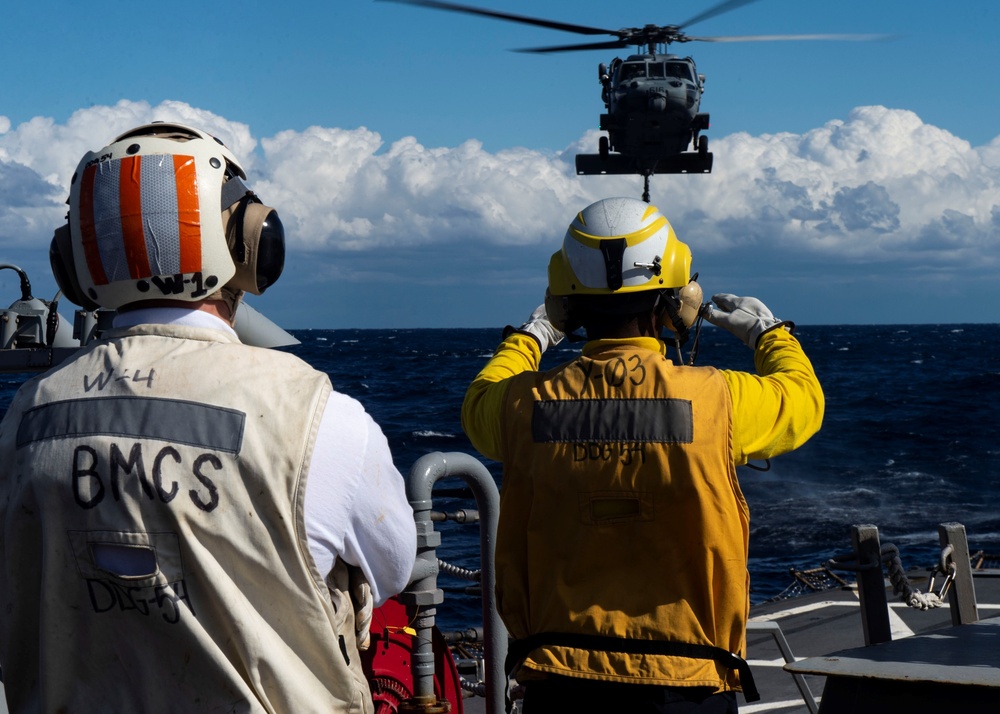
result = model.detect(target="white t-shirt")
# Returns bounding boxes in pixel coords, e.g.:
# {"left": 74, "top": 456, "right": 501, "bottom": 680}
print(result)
{"left": 113, "top": 307, "right": 416, "bottom": 605}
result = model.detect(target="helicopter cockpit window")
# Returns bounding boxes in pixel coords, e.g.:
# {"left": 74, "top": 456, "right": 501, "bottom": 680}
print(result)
{"left": 618, "top": 63, "right": 645, "bottom": 81}
{"left": 665, "top": 62, "right": 694, "bottom": 81}
{"left": 647, "top": 63, "right": 665, "bottom": 79}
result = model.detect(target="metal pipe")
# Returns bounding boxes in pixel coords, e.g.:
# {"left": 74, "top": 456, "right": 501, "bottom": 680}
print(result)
{"left": 403, "top": 451, "right": 507, "bottom": 714}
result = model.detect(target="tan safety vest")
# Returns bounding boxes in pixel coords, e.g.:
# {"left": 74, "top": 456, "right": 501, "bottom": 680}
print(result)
{"left": 0, "top": 323, "right": 372, "bottom": 713}
{"left": 497, "top": 340, "right": 749, "bottom": 691}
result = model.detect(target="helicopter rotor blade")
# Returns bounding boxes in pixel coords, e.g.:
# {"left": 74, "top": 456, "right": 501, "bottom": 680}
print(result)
{"left": 381, "top": 0, "right": 617, "bottom": 37}
{"left": 516, "top": 40, "right": 632, "bottom": 54}
{"left": 383, "top": 0, "right": 893, "bottom": 54}
{"left": 677, "top": 0, "right": 764, "bottom": 31}
{"left": 683, "top": 33, "right": 895, "bottom": 43}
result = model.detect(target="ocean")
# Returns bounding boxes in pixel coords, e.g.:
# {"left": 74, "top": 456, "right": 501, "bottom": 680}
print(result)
{"left": 283, "top": 323, "right": 1000, "bottom": 629}
{"left": 2, "top": 323, "right": 998, "bottom": 631}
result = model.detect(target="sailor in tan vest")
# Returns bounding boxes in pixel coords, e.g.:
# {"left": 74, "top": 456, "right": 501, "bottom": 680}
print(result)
{"left": 462, "top": 197, "right": 824, "bottom": 713}
{"left": 0, "top": 122, "right": 416, "bottom": 713}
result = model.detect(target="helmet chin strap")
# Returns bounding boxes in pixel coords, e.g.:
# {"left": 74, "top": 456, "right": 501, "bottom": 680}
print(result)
{"left": 657, "top": 292, "right": 690, "bottom": 346}
{"left": 212, "top": 285, "right": 245, "bottom": 325}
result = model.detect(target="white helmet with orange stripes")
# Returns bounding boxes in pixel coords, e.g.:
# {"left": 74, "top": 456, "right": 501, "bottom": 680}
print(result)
{"left": 51, "top": 122, "right": 284, "bottom": 311}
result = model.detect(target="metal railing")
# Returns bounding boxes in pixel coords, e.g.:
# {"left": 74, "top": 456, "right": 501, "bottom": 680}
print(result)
{"left": 402, "top": 451, "right": 507, "bottom": 714}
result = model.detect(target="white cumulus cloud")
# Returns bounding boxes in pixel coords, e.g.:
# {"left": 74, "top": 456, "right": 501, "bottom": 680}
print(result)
{"left": 1, "top": 100, "right": 997, "bottom": 291}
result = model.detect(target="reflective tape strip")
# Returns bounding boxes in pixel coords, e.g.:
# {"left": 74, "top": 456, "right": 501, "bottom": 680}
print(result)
{"left": 16, "top": 397, "right": 245, "bottom": 454}
{"left": 137, "top": 153, "right": 178, "bottom": 276}
{"left": 174, "top": 154, "right": 202, "bottom": 274}
{"left": 79, "top": 163, "right": 110, "bottom": 285}
{"left": 119, "top": 155, "right": 152, "bottom": 279}
{"left": 77, "top": 155, "right": 202, "bottom": 285}
{"left": 96, "top": 158, "right": 129, "bottom": 282}
{"left": 532, "top": 398, "right": 693, "bottom": 444}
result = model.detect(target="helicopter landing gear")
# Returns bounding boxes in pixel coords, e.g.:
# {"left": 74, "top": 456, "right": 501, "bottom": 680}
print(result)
{"left": 599, "top": 135, "right": 609, "bottom": 159}
{"left": 698, "top": 135, "right": 709, "bottom": 155}
{"left": 642, "top": 171, "right": 652, "bottom": 203}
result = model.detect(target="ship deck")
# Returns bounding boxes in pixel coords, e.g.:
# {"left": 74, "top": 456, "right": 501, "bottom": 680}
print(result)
{"left": 740, "top": 568, "right": 1000, "bottom": 712}
{"left": 2, "top": 572, "right": 996, "bottom": 712}
{"left": 454, "top": 568, "right": 1000, "bottom": 713}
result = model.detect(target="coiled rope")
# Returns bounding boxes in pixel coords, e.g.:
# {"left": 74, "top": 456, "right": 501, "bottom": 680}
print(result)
{"left": 826, "top": 542, "right": 952, "bottom": 611}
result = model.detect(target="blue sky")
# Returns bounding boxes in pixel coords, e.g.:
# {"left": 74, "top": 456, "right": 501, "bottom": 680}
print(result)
{"left": 1, "top": 0, "right": 998, "bottom": 328}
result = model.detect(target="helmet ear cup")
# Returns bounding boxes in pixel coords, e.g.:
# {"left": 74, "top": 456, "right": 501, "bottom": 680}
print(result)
{"left": 658, "top": 279, "right": 703, "bottom": 334}
{"left": 226, "top": 198, "right": 286, "bottom": 295}
{"left": 49, "top": 224, "right": 99, "bottom": 311}
{"left": 676, "top": 279, "right": 703, "bottom": 329}
{"left": 253, "top": 208, "right": 285, "bottom": 293}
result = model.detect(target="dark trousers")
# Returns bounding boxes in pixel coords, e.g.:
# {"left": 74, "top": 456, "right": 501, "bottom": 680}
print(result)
{"left": 521, "top": 677, "right": 738, "bottom": 713}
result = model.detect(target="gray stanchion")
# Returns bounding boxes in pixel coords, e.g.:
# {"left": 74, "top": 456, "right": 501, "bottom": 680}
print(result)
{"left": 404, "top": 452, "right": 507, "bottom": 714}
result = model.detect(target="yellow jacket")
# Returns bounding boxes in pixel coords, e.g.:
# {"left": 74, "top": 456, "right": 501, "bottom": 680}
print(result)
{"left": 462, "top": 328, "right": 824, "bottom": 691}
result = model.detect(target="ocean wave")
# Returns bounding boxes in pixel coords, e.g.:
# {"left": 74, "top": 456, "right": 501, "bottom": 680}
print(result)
{"left": 413, "top": 430, "right": 457, "bottom": 439}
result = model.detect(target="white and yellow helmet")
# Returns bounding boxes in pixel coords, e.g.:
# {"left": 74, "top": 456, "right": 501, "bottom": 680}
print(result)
{"left": 545, "top": 197, "right": 701, "bottom": 333}
{"left": 52, "top": 122, "right": 284, "bottom": 310}
{"left": 549, "top": 197, "right": 691, "bottom": 295}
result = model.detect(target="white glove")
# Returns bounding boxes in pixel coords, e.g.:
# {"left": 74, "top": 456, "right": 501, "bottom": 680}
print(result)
{"left": 702, "top": 293, "right": 791, "bottom": 349}
{"left": 517, "top": 304, "right": 564, "bottom": 353}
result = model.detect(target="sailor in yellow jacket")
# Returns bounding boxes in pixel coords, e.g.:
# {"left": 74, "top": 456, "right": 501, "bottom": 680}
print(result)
{"left": 462, "top": 197, "right": 824, "bottom": 713}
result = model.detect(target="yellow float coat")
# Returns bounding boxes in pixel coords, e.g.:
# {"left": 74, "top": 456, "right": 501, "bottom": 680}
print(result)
{"left": 462, "top": 329, "right": 824, "bottom": 691}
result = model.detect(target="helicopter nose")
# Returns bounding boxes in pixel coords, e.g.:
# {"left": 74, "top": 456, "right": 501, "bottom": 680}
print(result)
{"left": 648, "top": 95, "right": 668, "bottom": 112}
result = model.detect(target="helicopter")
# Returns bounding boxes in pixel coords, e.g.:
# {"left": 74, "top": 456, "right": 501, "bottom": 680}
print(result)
{"left": 384, "top": 0, "right": 888, "bottom": 199}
